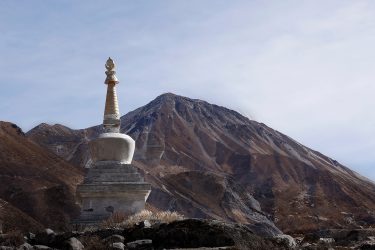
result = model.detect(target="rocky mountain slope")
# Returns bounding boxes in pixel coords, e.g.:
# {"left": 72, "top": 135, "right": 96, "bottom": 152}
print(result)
{"left": 0, "top": 122, "right": 83, "bottom": 231}
{"left": 27, "top": 93, "right": 375, "bottom": 233}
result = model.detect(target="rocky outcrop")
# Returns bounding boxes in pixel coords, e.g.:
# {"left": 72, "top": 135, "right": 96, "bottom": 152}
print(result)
{"left": 123, "top": 219, "right": 280, "bottom": 249}
{"left": 27, "top": 93, "right": 375, "bottom": 233}
{"left": 1, "top": 220, "right": 374, "bottom": 249}
{"left": 299, "top": 228, "right": 375, "bottom": 249}
{"left": 0, "top": 219, "right": 294, "bottom": 250}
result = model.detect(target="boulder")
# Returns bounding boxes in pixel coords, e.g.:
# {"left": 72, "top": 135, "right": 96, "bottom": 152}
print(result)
{"left": 25, "top": 233, "right": 35, "bottom": 241}
{"left": 110, "top": 242, "right": 126, "bottom": 250}
{"left": 318, "top": 237, "right": 335, "bottom": 244}
{"left": 127, "top": 239, "right": 153, "bottom": 249}
{"left": 273, "top": 234, "right": 297, "bottom": 249}
{"left": 17, "top": 243, "right": 33, "bottom": 250}
{"left": 33, "top": 229, "right": 56, "bottom": 246}
{"left": 62, "top": 237, "right": 84, "bottom": 250}
{"left": 141, "top": 220, "right": 151, "bottom": 229}
{"left": 44, "top": 229, "right": 54, "bottom": 236}
{"left": 33, "top": 245, "right": 52, "bottom": 250}
{"left": 104, "top": 234, "right": 125, "bottom": 244}
{"left": 52, "top": 231, "right": 83, "bottom": 248}
{"left": 302, "top": 232, "right": 320, "bottom": 243}
{"left": 84, "top": 228, "right": 124, "bottom": 239}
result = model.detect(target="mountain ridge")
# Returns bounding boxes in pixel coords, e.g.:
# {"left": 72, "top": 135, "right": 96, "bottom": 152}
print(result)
{"left": 26, "top": 92, "right": 375, "bottom": 233}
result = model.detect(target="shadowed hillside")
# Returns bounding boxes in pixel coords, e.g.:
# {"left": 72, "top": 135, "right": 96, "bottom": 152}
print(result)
{"left": 0, "top": 122, "right": 83, "bottom": 231}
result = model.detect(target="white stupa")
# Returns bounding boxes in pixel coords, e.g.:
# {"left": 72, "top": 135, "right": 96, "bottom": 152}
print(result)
{"left": 76, "top": 58, "right": 151, "bottom": 223}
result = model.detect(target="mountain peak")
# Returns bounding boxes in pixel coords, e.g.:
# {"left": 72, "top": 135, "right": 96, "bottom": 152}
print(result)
{"left": 138, "top": 92, "right": 251, "bottom": 127}
{"left": 153, "top": 92, "right": 209, "bottom": 105}
{"left": 26, "top": 122, "right": 81, "bottom": 142}
{"left": 25, "top": 94, "right": 375, "bottom": 233}
{"left": 156, "top": 92, "right": 179, "bottom": 99}
{"left": 152, "top": 92, "right": 192, "bottom": 105}
{"left": 0, "top": 121, "right": 25, "bottom": 136}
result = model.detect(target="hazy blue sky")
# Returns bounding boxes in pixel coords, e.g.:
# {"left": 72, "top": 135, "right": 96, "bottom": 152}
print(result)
{"left": 0, "top": 1, "right": 374, "bottom": 181}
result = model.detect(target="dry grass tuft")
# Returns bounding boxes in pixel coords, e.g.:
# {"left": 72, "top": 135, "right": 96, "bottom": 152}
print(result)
{"left": 100, "top": 212, "right": 127, "bottom": 228}
{"left": 122, "top": 210, "right": 184, "bottom": 227}
{"left": 145, "top": 203, "right": 161, "bottom": 214}
{"left": 99, "top": 210, "right": 185, "bottom": 229}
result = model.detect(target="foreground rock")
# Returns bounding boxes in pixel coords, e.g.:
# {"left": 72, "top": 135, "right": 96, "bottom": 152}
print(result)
{"left": 123, "top": 219, "right": 287, "bottom": 249}
{"left": 1, "top": 219, "right": 374, "bottom": 249}
{"left": 300, "top": 228, "right": 375, "bottom": 249}
{"left": 0, "top": 219, "right": 293, "bottom": 250}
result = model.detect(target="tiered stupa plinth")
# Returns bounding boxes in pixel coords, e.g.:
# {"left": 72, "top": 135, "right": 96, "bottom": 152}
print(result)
{"left": 76, "top": 58, "right": 151, "bottom": 223}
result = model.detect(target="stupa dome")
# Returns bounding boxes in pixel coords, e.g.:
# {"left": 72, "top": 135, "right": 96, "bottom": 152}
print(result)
{"left": 89, "top": 133, "right": 135, "bottom": 164}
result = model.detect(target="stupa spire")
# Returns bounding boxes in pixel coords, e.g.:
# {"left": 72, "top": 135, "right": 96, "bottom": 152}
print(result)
{"left": 103, "top": 57, "right": 120, "bottom": 132}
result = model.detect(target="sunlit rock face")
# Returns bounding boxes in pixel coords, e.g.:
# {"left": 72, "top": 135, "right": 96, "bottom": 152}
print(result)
{"left": 75, "top": 58, "right": 151, "bottom": 223}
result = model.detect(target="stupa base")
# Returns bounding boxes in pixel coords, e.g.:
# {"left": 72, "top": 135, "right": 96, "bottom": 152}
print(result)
{"left": 75, "top": 182, "right": 151, "bottom": 224}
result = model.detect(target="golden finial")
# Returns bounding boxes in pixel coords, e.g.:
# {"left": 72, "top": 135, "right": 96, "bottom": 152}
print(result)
{"left": 105, "top": 57, "right": 119, "bottom": 84}
{"left": 105, "top": 57, "right": 115, "bottom": 71}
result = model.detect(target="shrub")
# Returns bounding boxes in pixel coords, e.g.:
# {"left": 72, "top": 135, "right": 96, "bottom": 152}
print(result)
{"left": 122, "top": 210, "right": 184, "bottom": 227}
{"left": 99, "top": 210, "right": 184, "bottom": 229}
